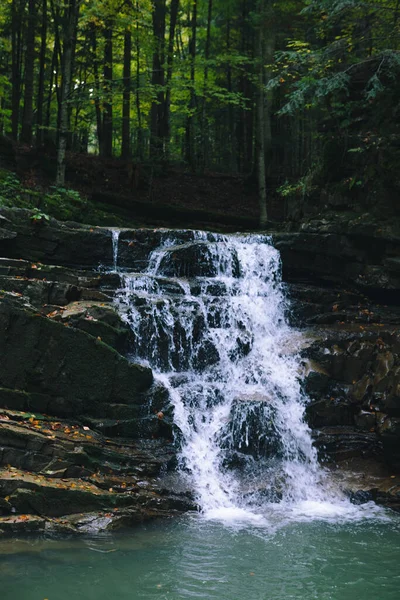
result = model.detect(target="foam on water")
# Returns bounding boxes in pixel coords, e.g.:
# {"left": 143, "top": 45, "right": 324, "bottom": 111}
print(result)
{"left": 113, "top": 231, "right": 387, "bottom": 525}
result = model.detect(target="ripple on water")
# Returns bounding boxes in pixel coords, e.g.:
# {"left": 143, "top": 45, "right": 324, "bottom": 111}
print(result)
{"left": 4, "top": 513, "right": 400, "bottom": 600}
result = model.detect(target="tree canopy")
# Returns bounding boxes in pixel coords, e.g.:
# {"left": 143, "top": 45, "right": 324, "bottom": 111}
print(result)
{"left": 0, "top": 0, "right": 399, "bottom": 222}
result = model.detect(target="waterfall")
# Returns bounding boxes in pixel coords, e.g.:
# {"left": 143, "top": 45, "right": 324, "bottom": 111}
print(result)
{"left": 112, "top": 231, "right": 364, "bottom": 522}
{"left": 111, "top": 229, "right": 120, "bottom": 273}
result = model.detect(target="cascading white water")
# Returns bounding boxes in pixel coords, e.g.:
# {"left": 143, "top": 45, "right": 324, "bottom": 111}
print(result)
{"left": 112, "top": 231, "right": 379, "bottom": 523}
{"left": 111, "top": 230, "right": 120, "bottom": 273}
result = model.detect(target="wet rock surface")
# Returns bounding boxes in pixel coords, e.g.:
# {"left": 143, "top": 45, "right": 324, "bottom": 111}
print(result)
{"left": 328, "top": 458, "right": 400, "bottom": 512}
{"left": 272, "top": 214, "right": 400, "bottom": 490}
{"left": 302, "top": 325, "right": 400, "bottom": 472}
{"left": 278, "top": 219, "right": 400, "bottom": 501}
{"left": 0, "top": 208, "right": 196, "bottom": 535}
{"left": 275, "top": 214, "right": 400, "bottom": 302}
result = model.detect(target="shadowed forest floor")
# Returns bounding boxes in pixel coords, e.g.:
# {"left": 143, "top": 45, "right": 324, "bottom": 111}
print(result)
{"left": 13, "top": 148, "right": 268, "bottom": 229}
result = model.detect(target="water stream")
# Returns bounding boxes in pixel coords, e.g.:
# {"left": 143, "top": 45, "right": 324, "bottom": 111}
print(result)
{"left": 2, "top": 517, "right": 400, "bottom": 600}
{"left": 111, "top": 229, "right": 120, "bottom": 273}
{"left": 112, "top": 231, "right": 382, "bottom": 524}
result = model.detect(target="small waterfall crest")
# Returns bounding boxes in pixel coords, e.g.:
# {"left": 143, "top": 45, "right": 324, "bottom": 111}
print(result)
{"left": 112, "top": 230, "right": 375, "bottom": 523}
{"left": 111, "top": 229, "right": 120, "bottom": 273}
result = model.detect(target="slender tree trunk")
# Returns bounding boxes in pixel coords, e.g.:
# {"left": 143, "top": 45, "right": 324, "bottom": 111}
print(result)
{"left": 176, "top": 25, "right": 185, "bottom": 60}
{"left": 150, "top": 0, "right": 166, "bottom": 159}
{"left": 45, "top": 40, "right": 56, "bottom": 131}
{"left": 163, "top": 0, "right": 179, "bottom": 157}
{"left": 11, "top": 0, "right": 23, "bottom": 140}
{"left": 135, "top": 1, "right": 143, "bottom": 159}
{"left": 55, "top": 0, "right": 78, "bottom": 186}
{"left": 103, "top": 21, "right": 113, "bottom": 158}
{"left": 90, "top": 25, "right": 103, "bottom": 155}
{"left": 36, "top": 0, "right": 47, "bottom": 145}
{"left": 185, "top": 0, "right": 197, "bottom": 169}
{"left": 394, "top": 0, "right": 400, "bottom": 35}
{"left": 226, "top": 15, "right": 236, "bottom": 171}
{"left": 121, "top": 29, "right": 132, "bottom": 159}
{"left": 237, "top": 0, "right": 254, "bottom": 174}
{"left": 21, "top": 0, "right": 36, "bottom": 144}
{"left": 264, "top": 24, "right": 275, "bottom": 178}
{"left": 67, "top": 9, "right": 78, "bottom": 150}
{"left": 51, "top": 0, "right": 63, "bottom": 139}
{"left": 256, "top": 0, "right": 267, "bottom": 227}
{"left": 0, "top": 96, "right": 5, "bottom": 134}
{"left": 200, "top": 0, "right": 212, "bottom": 170}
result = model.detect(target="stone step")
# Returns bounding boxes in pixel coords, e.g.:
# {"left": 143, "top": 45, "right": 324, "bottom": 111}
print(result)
{"left": 0, "top": 414, "right": 174, "bottom": 478}
{"left": 313, "top": 426, "right": 381, "bottom": 462}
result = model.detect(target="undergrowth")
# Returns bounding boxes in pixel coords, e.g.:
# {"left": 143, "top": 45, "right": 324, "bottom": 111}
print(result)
{"left": 0, "top": 168, "right": 129, "bottom": 226}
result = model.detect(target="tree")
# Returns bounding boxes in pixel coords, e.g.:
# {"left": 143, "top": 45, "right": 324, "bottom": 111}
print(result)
{"left": 55, "top": 0, "right": 79, "bottom": 186}
{"left": 20, "top": 0, "right": 37, "bottom": 145}
{"left": 121, "top": 27, "right": 132, "bottom": 158}
{"left": 10, "top": 0, "right": 24, "bottom": 140}
{"left": 149, "top": 0, "right": 166, "bottom": 158}
{"left": 102, "top": 18, "right": 113, "bottom": 157}
{"left": 36, "top": 0, "right": 48, "bottom": 145}
{"left": 255, "top": 0, "right": 267, "bottom": 227}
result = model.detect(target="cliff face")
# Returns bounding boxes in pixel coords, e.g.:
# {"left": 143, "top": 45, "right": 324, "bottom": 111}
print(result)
{"left": 0, "top": 207, "right": 399, "bottom": 535}
{"left": 274, "top": 215, "right": 400, "bottom": 510}
{"left": 0, "top": 208, "right": 195, "bottom": 536}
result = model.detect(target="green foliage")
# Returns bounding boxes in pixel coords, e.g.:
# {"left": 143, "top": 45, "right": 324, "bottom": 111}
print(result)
{"left": 41, "top": 187, "right": 88, "bottom": 221}
{"left": 0, "top": 168, "right": 137, "bottom": 227}
{"left": 277, "top": 170, "right": 318, "bottom": 198}
{"left": 0, "top": 169, "right": 86, "bottom": 221}
{"left": 30, "top": 208, "right": 50, "bottom": 223}
{"left": 0, "top": 0, "right": 398, "bottom": 217}
{"left": 0, "top": 170, "right": 21, "bottom": 202}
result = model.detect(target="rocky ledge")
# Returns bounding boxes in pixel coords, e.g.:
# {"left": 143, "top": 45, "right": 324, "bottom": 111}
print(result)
{"left": 278, "top": 213, "right": 400, "bottom": 510}
{"left": 0, "top": 207, "right": 196, "bottom": 535}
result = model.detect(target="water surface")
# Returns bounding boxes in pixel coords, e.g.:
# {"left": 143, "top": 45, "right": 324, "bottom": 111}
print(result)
{"left": 2, "top": 512, "right": 399, "bottom": 600}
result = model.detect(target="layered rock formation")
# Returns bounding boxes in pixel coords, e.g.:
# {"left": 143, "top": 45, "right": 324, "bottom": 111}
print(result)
{"left": 0, "top": 207, "right": 399, "bottom": 534}
{"left": 0, "top": 208, "right": 194, "bottom": 535}
{"left": 274, "top": 215, "right": 400, "bottom": 510}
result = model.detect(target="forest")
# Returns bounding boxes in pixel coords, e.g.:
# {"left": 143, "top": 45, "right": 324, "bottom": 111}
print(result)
{"left": 0, "top": 0, "right": 399, "bottom": 225}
